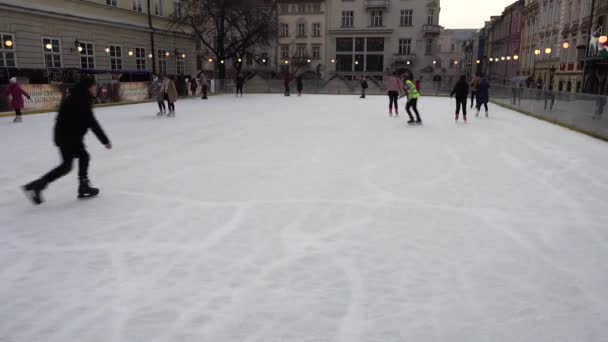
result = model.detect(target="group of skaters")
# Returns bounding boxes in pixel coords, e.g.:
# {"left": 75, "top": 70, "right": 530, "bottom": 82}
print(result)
{"left": 283, "top": 72, "right": 305, "bottom": 96}
{"left": 450, "top": 73, "right": 491, "bottom": 122}
{"left": 151, "top": 75, "right": 178, "bottom": 117}
{"left": 380, "top": 72, "right": 423, "bottom": 125}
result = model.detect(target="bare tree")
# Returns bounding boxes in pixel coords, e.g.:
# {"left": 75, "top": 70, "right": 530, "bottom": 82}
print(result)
{"left": 173, "top": 0, "right": 278, "bottom": 79}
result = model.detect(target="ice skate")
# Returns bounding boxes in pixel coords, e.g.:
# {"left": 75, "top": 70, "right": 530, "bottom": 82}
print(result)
{"left": 407, "top": 119, "right": 416, "bottom": 125}
{"left": 485, "top": 111, "right": 489, "bottom": 118}
{"left": 389, "top": 107, "right": 393, "bottom": 116}
{"left": 455, "top": 113, "right": 459, "bottom": 122}
{"left": 14, "top": 116, "right": 22, "bottom": 123}
{"left": 476, "top": 110, "right": 480, "bottom": 117}
{"left": 78, "top": 179, "right": 100, "bottom": 199}
{"left": 22, "top": 180, "right": 45, "bottom": 205}
{"left": 157, "top": 111, "right": 165, "bottom": 117}
{"left": 415, "top": 120, "right": 423, "bottom": 125}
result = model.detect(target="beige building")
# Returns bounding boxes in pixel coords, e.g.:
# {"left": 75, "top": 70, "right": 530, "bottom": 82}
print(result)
{"left": 277, "top": 0, "right": 327, "bottom": 78}
{"left": 555, "top": 0, "right": 593, "bottom": 92}
{"left": 436, "top": 29, "right": 476, "bottom": 87}
{"left": 325, "top": 0, "right": 442, "bottom": 80}
{"left": 0, "top": 0, "right": 197, "bottom": 84}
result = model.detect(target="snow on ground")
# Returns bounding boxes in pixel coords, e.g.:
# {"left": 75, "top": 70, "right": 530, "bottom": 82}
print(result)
{"left": 1, "top": 94, "right": 608, "bottom": 342}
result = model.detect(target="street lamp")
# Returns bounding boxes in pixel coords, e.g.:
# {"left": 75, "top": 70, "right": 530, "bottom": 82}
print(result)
{"left": 105, "top": 47, "right": 110, "bottom": 53}
{"left": 307, "top": 59, "right": 312, "bottom": 63}
{"left": 489, "top": 57, "right": 494, "bottom": 62}
{"left": 148, "top": 53, "right": 153, "bottom": 58}
{"left": 46, "top": 43, "right": 53, "bottom": 50}
{"left": 562, "top": 41, "right": 570, "bottom": 49}
{"left": 128, "top": 51, "right": 134, "bottom": 56}
{"left": 331, "top": 59, "right": 335, "bottom": 63}
{"left": 513, "top": 55, "right": 519, "bottom": 60}
{"left": 534, "top": 49, "right": 541, "bottom": 55}
{"left": 599, "top": 36, "right": 608, "bottom": 44}
{"left": 544, "top": 47, "right": 552, "bottom": 54}
{"left": 208, "top": 58, "right": 213, "bottom": 62}
{"left": 506, "top": 56, "right": 511, "bottom": 61}
{"left": 501, "top": 56, "right": 505, "bottom": 61}
{"left": 476, "top": 59, "right": 480, "bottom": 64}
{"left": 4, "top": 39, "right": 13, "bottom": 48}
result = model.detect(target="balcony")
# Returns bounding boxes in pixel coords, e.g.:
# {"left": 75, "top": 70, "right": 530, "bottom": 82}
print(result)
{"left": 393, "top": 54, "right": 416, "bottom": 62}
{"left": 422, "top": 24, "right": 441, "bottom": 35}
{"left": 364, "top": 0, "right": 389, "bottom": 9}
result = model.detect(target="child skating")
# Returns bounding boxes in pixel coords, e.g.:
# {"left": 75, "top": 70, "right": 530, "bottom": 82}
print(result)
{"left": 22, "top": 78, "right": 112, "bottom": 205}
{"left": 1, "top": 77, "right": 31, "bottom": 123}
{"left": 451, "top": 75, "right": 470, "bottom": 123}
{"left": 476, "top": 75, "right": 490, "bottom": 118}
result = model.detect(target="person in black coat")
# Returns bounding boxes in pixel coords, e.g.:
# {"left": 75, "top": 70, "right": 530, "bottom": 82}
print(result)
{"left": 450, "top": 75, "right": 470, "bottom": 122}
{"left": 360, "top": 76, "right": 368, "bottom": 99}
{"left": 235, "top": 73, "right": 245, "bottom": 97}
{"left": 296, "top": 75, "right": 304, "bottom": 96}
{"left": 23, "top": 78, "right": 112, "bottom": 205}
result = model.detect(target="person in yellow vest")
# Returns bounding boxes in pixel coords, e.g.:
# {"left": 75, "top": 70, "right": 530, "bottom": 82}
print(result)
{"left": 403, "top": 75, "right": 422, "bottom": 125}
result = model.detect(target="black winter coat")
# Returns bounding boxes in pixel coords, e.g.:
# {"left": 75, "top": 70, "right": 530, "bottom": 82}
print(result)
{"left": 54, "top": 86, "right": 110, "bottom": 148}
{"left": 361, "top": 80, "right": 368, "bottom": 89}
{"left": 451, "top": 79, "right": 470, "bottom": 99}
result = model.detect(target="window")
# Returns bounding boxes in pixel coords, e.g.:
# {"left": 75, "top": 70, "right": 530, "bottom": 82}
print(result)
{"left": 312, "top": 23, "right": 321, "bottom": 37}
{"left": 425, "top": 38, "right": 433, "bottom": 55}
{"left": 109, "top": 45, "right": 122, "bottom": 70}
{"left": 400, "top": 9, "right": 413, "bottom": 26}
{"left": 176, "top": 59, "right": 185, "bottom": 75}
{"left": 42, "top": 37, "right": 62, "bottom": 68}
{"left": 335, "top": 37, "right": 384, "bottom": 74}
{"left": 0, "top": 33, "right": 16, "bottom": 68}
{"left": 427, "top": 9, "right": 435, "bottom": 25}
{"left": 312, "top": 45, "right": 320, "bottom": 60}
{"left": 280, "top": 45, "right": 289, "bottom": 59}
{"left": 449, "top": 59, "right": 454, "bottom": 68}
{"left": 312, "top": 3, "right": 321, "bottom": 12}
{"left": 136, "top": 47, "right": 146, "bottom": 70}
{"left": 280, "top": 23, "right": 289, "bottom": 38}
{"left": 154, "top": 0, "right": 164, "bottom": 16}
{"left": 370, "top": 10, "right": 383, "bottom": 27}
{"left": 279, "top": 3, "right": 288, "bottom": 13}
{"left": 398, "top": 39, "right": 411, "bottom": 55}
{"left": 174, "top": 1, "right": 184, "bottom": 19}
{"left": 79, "top": 42, "right": 95, "bottom": 69}
{"left": 132, "top": 0, "right": 143, "bottom": 12}
{"left": 297, "top": 23, "right": 306, "bottom": 38}
{"left": 451, "top": 44, "right": 455, "bottom": 52}
{"left": 158, "top": 49, "right": 167, "bottom": 74}
{"left": 342, "top": 11, "right": 354, "bottom": 27}
{"left": 297, "top": 3, "right": 305, "bottom": 13}
{"left": 296, "top": 45, "right": 306, "bottom": 58}
{"left": 106, "top": 0, "right": 117, "bottom": 6}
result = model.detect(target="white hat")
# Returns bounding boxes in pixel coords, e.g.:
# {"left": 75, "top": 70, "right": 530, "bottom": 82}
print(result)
{"left": 9, "top": 77, "right": 17, "bottom": 84}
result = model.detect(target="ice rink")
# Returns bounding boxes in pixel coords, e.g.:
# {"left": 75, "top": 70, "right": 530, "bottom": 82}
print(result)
{"left": 1, "top": 94, "right": 608, "bottom": 342}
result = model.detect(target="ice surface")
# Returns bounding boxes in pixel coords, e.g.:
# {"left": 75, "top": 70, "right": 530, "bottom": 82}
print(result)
{"left": 1, "top": 94, "right": 608, "bottom": 342}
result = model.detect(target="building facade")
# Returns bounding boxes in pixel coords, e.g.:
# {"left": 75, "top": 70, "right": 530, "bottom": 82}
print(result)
{"left": 483, "top": 0, "right": 524, "bottom": 84}
{"left": 520, "top": 0, "right": 540, "bottom": 80}
{"left": 555, "top": 0, "right": 593, "bottom": 92}
{"left": 436, "top": 29, "right": 476, "bottom": 87}
{"left": 582, "top": 0, "right": 608, "bottom": 95}
{"left": 462, "top": 29, "right": 485, "bottom": 78}
{"left": 0, "top": 0, "right": 197, "bottom": 84}
{"left": 277, "top": 0, "right": 327, "bottom": 78}
{"left": 325, "top": 0, "right": 441, "bottom": 80}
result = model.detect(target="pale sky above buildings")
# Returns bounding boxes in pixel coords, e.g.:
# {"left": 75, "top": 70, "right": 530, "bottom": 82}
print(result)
{"left": 441, "top": 0, "right": 518, "bottom": 29}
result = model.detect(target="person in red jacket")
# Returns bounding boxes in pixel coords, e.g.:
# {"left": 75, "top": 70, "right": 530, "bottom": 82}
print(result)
{"left": 2, "top": 77, "right": 31, "bottom": 123}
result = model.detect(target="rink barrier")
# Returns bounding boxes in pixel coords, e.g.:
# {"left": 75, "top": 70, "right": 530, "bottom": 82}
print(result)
{"left": 489, "top": 84, "right": 608, "bottom": 142}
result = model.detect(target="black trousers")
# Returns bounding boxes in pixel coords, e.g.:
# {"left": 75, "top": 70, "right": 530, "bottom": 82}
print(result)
{"left": 406, "top": 98, "right": 421, "bottom": 121}
{"left": 157, "top": 101, "right": 166, "bottom": 112}
{"left": 361, "top": 88, "right": 366, "bottom": 98}
{"left": 477, "top": 101, "right": 488, "bottom": 112}
{"left": 15, "top": 108, "right": 22, "bottom": 116}
{"left": 41, "top": 144, "right": 90, "bottom": 185}
{"left": 470, "top": 91, "right": 477, "bottom": 107}
{"left": 236, "top": 85, "right": 243, "bottom": 95}
{"left": 388, "top": 91, "right": 399, "bottom": 109}
{"left": 201, "top": 85, "right": 208, "bottom": 98}
{"left": 168, "top": 102, "right": 175, "bottom": 111}
{"left": 456, "top": 98, "right": 467, "bottom": 116}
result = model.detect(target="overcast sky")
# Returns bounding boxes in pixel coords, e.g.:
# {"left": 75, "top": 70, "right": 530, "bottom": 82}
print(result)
{"left": 441, "top": 0, "right": 517, "bottom": 29}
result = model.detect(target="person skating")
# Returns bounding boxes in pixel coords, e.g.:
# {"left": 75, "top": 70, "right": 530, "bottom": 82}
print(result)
{"left": 283, "top": 71, "right": 291, "bottom": 96}
{"left": 198, "top": 72, "right": 208, "bottom": 99}
{"left": 190, "top": 77, "right": 198, "bottom": 96}
{"left": 385, "top": 72, "right": 401, "bottom": 116}
{"left": 476, "top": 75, "right": 490, "bottom": 117}
{"left": 296, "top": 74, "right": 303, "bottom": 96}
{"left": 1, "top": 77, "right": 31, "bottom": 123}
{"left": 22, "top": 78, "right": 112, "bottom": 205}
{"left": 164, "top": 76, "right": 178, "bottom": 117}
{"left": 360, "top": 76, "right": 368, "bottom": 99}
{"left": 451, "top": 75, "right": 470, "bottom": 123}
{"left": 470, "top": 74, "right": 480, "bottom": 108}
{"left": 151, "top": 75, "right": 166, "bottom": 116}
{"left": 235, "top": 73, "right": 245, "bottom": 97}
{"left": 404, "top": 75, "right": 422, "bottom": 125}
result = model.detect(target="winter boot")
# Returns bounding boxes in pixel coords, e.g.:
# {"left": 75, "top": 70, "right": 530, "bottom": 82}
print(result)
{"left": 78, "top": 179, "right": 100, "bottom": 199}
{"left": 22, "top": 180, "right": 46, "bottom": 205}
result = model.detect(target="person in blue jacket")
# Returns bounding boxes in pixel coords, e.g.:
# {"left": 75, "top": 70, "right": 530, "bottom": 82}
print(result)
{"left": 476, "top": 75, "right": 491, "bottom": 118}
